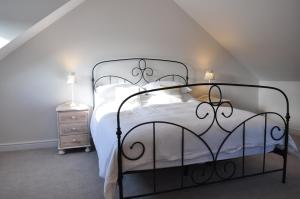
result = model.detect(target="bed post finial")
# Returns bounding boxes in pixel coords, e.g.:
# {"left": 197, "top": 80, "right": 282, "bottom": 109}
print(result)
{"left": 92, "top": 77, "right": 95, "bottom": 109}
{"left": 285, "top": 113, "right": 290, "bottom": 120}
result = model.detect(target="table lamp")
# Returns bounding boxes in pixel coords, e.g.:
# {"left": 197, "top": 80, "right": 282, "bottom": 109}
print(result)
{"left": 67, "top": 72, "right": 76, "bottom": 106}
{"left": 204, "top": 70, "right": 215, "bottom": 83}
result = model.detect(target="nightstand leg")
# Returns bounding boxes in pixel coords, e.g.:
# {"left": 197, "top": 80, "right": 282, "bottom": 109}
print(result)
{"left": 85, "top": 147, "right": 91, "bottom": 153}
{"left": 58, "top": 149, "right": 65, "bottom": 155}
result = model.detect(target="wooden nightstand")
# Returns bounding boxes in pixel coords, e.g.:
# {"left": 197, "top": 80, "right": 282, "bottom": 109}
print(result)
{"left": 197, "top": 95, "right": 230, "bottom": 106}
{"left": 56, "top": 102, "right": 91, "bottom": 155}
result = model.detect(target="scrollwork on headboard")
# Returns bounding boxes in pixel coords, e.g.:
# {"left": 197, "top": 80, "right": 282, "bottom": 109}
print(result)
{"left": 92, "top": 58, "right": 189, "bottom": 107}
{"left": 131, "top": 59, "right": 154, "bottom": 84}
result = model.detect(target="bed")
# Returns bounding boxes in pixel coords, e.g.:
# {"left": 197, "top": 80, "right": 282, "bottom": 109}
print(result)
{"left": 90, "top": 58, "right": 297, "bottom": 199}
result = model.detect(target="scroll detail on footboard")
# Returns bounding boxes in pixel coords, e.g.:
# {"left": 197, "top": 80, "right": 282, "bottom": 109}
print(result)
{"left": 116, "top": 83, "right": 290, "bottom": 199}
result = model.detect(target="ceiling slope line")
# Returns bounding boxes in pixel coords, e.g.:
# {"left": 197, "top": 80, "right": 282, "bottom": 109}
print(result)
{"left": 0, "top": 0, "right": 86, "bottom": 61}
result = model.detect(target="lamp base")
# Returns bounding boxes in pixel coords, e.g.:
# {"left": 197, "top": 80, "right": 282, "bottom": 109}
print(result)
{"left": 56, "top": 101, "right": 90, "bottom": 112}
{"left": 63, "top": 101, "right": 78, "bottom": 107}
{"left": 70, "top": 102, "right": 76, "bottom": 107}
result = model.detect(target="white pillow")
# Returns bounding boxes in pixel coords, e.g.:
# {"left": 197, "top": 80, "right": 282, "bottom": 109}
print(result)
{"left": 143, "top": 81, "right": 192, "bottom": 95}
{"left": 140, "top": 92, "right": 183, "bottom": 106}
{"left": 95, "top": 83, "right": 142, "bottom": 107}
{"left": 143, "top": 81, "right": 161, "bottom": 90}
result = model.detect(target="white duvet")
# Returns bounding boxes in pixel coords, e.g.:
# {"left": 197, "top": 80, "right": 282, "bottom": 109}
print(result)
{"left": 91, "top": 99, "right": 297, "bottom": 199}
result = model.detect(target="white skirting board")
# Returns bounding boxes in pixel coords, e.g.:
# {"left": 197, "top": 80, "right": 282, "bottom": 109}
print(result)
{"left": 0, "top": 128, "right": 298, "bottom": 152}
{"left": 290, "top": 128, "right": 300, "bottom": 136}
{"left": 0, "top": 139, "right": 57, "bottom": 152}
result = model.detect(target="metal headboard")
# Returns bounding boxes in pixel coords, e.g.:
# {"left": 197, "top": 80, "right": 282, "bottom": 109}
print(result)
{"left": 92, "top": 58, "right": 189, "bottom": 107}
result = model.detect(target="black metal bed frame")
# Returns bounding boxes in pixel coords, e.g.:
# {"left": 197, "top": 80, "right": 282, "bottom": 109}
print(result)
{"left": 92, "top": 58, "right": 289, "bottom": 199}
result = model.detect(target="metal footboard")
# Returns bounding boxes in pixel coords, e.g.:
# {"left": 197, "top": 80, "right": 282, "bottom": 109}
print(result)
{"left": 116, "top": 83, "right": 289, "bottom": 199}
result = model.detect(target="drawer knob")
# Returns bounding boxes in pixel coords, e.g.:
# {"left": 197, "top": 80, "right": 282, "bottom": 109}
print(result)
{"left": 71, "top": 116, "right": 76, "bottom": 119}
{"left": 72, "top": 138, "right": 77, "bottom": 142}
{"left": 72, "top": 128, "right": 77, "bottom": 131}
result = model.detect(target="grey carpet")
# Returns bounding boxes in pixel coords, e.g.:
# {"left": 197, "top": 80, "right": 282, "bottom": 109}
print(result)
{"left": 1, "top": 136, "right": 300, "bottom": 199}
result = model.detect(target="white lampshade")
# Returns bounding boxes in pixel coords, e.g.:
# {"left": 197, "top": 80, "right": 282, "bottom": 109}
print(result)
{"left": 67, "top": 72, "right": 76, "bottom": 84}
{"left": 204, "top": 71, "right": 215, "bottom": 82}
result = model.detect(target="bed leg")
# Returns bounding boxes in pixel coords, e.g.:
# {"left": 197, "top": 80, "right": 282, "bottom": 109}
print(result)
{"left": 282, "top": 150, "right": 288, "bottom": 184}
{"left": 184, "top": 166, "right": 189, "bottom": 176}
{"left": 117, "top": 127, "right": 124, "bottom": 199}
{"left": 282, "top": 113, "right": 290, "bottom": 184}
{"left": 118, "top": 179, "right": 123, "bottom": 199}
{"left": 282, "top": 170, "right": 286, "bottom": 184}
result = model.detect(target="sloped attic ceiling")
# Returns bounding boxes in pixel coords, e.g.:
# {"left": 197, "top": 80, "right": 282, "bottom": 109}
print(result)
{"left": 0, "top": 0, "right": 70, "bottom": 47}
{"left": 0, "top": 0, "right": 85, "bottom": 60}
{"left": 174, "top": 0, "right": 300, "bottom": 81}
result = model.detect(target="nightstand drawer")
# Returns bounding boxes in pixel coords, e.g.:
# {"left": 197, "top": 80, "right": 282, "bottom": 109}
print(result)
{"left": 59, "top": 123, "right": 88, "bottom": 135}
{"left": 60, "top": 134, "right": 90, "bottom": 148}
{"left": 58, "top": 111, "right": 88, "bottom": 123}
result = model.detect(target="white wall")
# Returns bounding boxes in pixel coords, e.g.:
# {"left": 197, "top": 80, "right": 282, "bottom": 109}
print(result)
{"left": 0, "top": 0, "right": 257, "bottom": 148}
{"left": 259, "top": 81, "right": 300, "bottom": 134}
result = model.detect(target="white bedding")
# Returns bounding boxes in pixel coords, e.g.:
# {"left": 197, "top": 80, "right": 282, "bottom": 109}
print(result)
{"left": 91, "top": 98, "right": 297, "bottom": 199}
